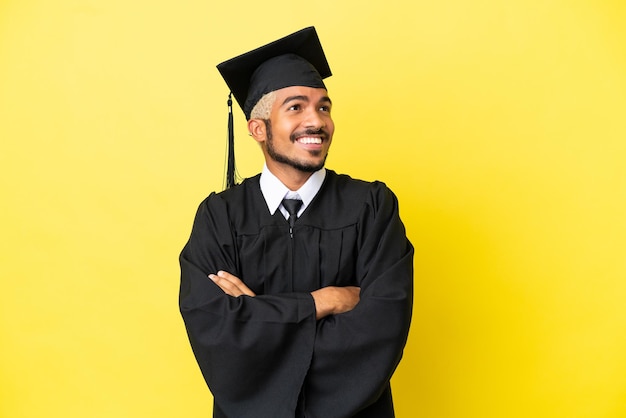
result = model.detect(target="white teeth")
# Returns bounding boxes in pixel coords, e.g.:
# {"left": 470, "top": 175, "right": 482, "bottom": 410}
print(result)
{"left": 298, "top": 137, "right": 322, "bottom": 144}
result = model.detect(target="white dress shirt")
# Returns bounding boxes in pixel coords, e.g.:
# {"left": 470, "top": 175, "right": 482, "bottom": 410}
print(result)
{"left": 259, "top": 164, "right": 326, "bottom": 220}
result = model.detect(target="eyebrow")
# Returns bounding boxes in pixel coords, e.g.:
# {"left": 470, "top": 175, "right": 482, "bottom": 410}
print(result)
{"left": 281, "top": 95, "right": 333, "bottom": 107}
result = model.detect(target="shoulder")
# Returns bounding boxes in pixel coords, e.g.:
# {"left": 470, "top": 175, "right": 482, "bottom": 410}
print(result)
{"left": 200, "top": 174, "right": 261, "bottom": 207}
{"left": 305, "top": 170, "right": 400, "bottom": 230}
{"left": 324, "top": 170, "right": 398, "bottom": 208}
{"left": 193, "top": 175, "right": 263, "bottom": 225}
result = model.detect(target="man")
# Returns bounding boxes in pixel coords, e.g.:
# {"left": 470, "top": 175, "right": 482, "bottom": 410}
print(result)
{"left": 179, "top": 27, "right": 413, "bottom": 418}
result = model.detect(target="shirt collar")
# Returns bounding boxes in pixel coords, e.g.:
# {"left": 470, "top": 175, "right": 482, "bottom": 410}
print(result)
{"left": 260, "top": 165, "right": 326, "bottom": 215}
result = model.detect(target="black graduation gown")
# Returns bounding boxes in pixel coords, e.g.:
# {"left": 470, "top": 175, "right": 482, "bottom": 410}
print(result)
{"left": 179, "top": 170, "right": 413, "bottom": 418}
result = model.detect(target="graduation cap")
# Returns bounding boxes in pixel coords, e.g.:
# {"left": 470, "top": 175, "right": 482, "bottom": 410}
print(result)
{"left": 216, "top": 27, "right": 332, "bottom": 188}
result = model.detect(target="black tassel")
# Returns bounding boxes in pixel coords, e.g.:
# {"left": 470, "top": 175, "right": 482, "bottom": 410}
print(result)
{"left": 226, "top": 93, "right": 235, "bottom": 189}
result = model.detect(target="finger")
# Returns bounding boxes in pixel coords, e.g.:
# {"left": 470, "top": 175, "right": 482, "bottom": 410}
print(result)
{"left": 209, "top": 271, "right": 256, "bottom": 297}
{"left": 216, "top": 270, "right": 241, "bottom": 285}
{"left": 217, "top": 271, "right": 256, "bottom": 296}
{"left": 209, "top": 274, "right": 240, "bottom": 296}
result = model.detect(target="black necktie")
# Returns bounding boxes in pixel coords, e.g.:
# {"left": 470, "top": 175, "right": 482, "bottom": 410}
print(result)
{"left": 282, "top": 198, "right": 303, "bottom": 230}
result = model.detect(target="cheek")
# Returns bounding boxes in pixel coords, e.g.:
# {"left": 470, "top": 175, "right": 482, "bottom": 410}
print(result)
{"left": 326, "top": 119, "right": 335, "bottom": 135}
{"left": 272, "top": 119, "right": 297, "bottom": 136}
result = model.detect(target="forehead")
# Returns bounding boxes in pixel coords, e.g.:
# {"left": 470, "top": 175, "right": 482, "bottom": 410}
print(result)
{"left": 272, "top": 86, "right": 331, "bottom": 105}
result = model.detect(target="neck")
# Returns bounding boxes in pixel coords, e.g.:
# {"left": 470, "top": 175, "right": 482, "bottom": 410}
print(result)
{"left": 266, "top": 163, "right": 314, "bottom": 191}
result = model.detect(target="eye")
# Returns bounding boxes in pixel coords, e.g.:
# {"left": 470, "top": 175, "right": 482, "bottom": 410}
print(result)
{"left": 319, "top": 105, "right": 331, "bottom": 113}
{"left": 287, "top": 104, "right": 301, "bottom": 111}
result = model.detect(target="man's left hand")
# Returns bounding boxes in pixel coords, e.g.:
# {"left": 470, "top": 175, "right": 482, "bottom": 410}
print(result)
{"left": 209, "top": 271, "right": 256, "bottom": 297}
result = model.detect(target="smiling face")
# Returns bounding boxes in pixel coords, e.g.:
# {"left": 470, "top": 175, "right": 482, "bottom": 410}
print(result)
{"left": 249, "top": 86, "right": 334, "bottom": 186}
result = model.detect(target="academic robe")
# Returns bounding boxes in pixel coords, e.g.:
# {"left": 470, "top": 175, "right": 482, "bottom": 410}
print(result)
{"left": 179, "top": 170, "right": 413, "bottom": 418}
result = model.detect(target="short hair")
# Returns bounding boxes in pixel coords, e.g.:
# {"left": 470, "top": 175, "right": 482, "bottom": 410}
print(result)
{"left": 249, "top": 91, "right": 276, "bottom": 120}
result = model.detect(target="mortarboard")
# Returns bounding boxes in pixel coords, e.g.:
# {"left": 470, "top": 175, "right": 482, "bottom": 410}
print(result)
{"left": 216, "top": 27, "right": 332, "bottom": 188}
{"left": 217, "top": 26, "right": 332, "bottom": 119}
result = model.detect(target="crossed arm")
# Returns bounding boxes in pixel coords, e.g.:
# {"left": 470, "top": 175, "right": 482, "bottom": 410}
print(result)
{"left": 209, "top": 270, "right": 360, "bottom": 320}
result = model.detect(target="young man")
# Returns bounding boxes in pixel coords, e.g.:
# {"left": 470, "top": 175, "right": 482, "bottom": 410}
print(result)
{"left": 179, "top": 27, "right": 413, "bottom": 418}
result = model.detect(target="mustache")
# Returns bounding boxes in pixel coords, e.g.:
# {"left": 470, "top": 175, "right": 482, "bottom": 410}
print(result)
{"left": 290, "top": 128, "right": 330, "bottom": 142}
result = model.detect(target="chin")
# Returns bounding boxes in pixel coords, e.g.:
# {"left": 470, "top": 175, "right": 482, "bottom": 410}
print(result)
{"left": 266, "top": 147, "right": 328, "bottom": 173}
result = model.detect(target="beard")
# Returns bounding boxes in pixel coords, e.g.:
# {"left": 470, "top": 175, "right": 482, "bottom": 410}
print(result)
{"left": 263, "top": 119, "right": 329, "bottom": 173}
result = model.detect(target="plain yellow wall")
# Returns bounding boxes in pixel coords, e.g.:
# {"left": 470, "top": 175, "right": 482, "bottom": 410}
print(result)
{"left": 1, "top": 0, "right": 625, "bottom": 417}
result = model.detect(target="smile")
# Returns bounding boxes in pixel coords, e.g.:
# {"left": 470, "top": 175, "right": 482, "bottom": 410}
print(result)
{"left": 296, "top": 136, "right": 323, "bottom": 144}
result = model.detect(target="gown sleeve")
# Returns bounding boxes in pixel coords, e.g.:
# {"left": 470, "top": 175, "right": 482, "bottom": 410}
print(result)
{"left": 179, "top": 193, "right": 317, "bottom": 418}
{"left": 304, "top": 183, "right": 414, "bottom": 417}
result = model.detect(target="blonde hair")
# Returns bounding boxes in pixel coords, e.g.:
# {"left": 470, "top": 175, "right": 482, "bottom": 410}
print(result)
{"left": 249, "top": 91, "right": 276, "bottom": 120}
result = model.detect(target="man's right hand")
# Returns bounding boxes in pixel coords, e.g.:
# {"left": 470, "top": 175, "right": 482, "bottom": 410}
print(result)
{"left": 310, "top": 286, "right": 361, "bottom": 320}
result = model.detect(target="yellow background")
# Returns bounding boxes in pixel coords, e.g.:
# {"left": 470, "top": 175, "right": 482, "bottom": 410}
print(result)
{"left": 1, "top": 0, "right": 625, "bottom": 417}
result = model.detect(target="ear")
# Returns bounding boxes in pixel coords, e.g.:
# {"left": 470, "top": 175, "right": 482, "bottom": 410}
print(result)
{"left": 248, "top": 119, "right": 266, "bottom": 143}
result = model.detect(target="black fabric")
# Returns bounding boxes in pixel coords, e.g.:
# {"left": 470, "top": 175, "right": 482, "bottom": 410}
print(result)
{"left": 179, "top": 170, "right": 413, "bottom": 418}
